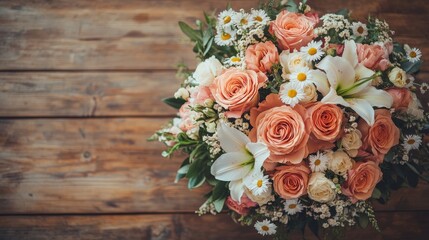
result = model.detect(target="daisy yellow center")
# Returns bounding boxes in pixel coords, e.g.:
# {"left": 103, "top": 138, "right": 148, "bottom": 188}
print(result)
{"left": 221, "top": 32, "right": 231, "bottom": 40}
{"left": 410, "top": 51, "right": 417, "bottom": 58}
{"left": 257, "top": 180, "right": 263, "bottom": 188}
{"left": 289, "top": 204, "right": 297, "bottom": 209}
{"left": 288, "top": 89, "right": 297, "bottom": 98}
{"left": 223, "top": 16, "right": 231, "bottom": 24}
{"left": 241, "top": 18, "right": 248, "bottom": 25}
{"left": 407, "top": 139, "right": 416, "bottom": 144}
{"left": 357, "top": 26, "right": 364, "bottom": 34}
{"left": 423, "top": 86, "right": 428, "bottom": 90}
{"left": 231, "top": 57, "right": 241, "bottom": 62}
{"left": 261, "top": 226, "right": 269, "bottom": 231}
{"left": 297, "top": 73, "right": 307, "bottom": 81}
{"left": 308, "top": 47, "right": 317, "bottom": 56}
{"left": 254, "top": 16, "right": 263, "bottom": 22}
{"left": 315, "top": 159, "right": 321, "bottom": 166}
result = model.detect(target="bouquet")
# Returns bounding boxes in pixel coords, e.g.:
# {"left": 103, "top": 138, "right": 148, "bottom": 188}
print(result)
{"left": 151, "top": 0, "right": 428, "bottom": 238}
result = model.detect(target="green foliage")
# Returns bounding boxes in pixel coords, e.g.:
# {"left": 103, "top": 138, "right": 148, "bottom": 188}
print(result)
{"left": 162, "top": 97, "right": 186, "bottom": 109}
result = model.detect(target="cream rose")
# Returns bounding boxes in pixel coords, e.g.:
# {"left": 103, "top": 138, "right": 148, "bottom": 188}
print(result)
{"left": 245, "top": 187, "right": 275, "bottom": 206}
{"left": 341, "top": 130, "right": 363, "bottom": 157}
{"left": 328, "top": 150, "right": 354, "bottom": 176}
{"left": 279, "top": 51, "right": 311, "bottom": 76}
{"left": 302, "top": 84, "right": 318, "bottom": 103}
{"left": 193, "top": 56, "right": 223, "bottom": 86}
{"left": 388, "top": 67, "right": 407, "bottom": 88}
{"left": 307, "top": 172, "right": 337, "bottom": 203}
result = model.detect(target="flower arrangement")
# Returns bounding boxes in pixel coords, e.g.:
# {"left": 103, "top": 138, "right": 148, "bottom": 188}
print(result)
{"left": 151, "top": 0, "right": 428, "bottom": 238}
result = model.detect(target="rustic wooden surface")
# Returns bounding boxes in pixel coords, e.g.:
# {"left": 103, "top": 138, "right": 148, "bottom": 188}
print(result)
{"left": 0, "top": 0, "right": 428, "bottom": 239}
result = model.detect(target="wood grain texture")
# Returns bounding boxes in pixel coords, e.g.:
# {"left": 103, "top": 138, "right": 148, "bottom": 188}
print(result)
{"left": 0, "top": 0, "right": 427, "bottom": 70}
{"left": 0, "top": 212, "right": 428, "bottom": 240}
{"left": 0, "top": 118, "right": 428, "bottom": 214}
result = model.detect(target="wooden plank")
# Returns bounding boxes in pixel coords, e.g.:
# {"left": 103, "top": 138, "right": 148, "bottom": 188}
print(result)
{"left": 0, "top": 212, "right": 428, "bottom": 240}
{"left": 0, "top": 0, "right": 427, "bottom": 70}
{"left": 0, "top": 118, "right": 428, "bottom": 214}
{"left": 0, "top": 71, "right": 178, "bottom": 117}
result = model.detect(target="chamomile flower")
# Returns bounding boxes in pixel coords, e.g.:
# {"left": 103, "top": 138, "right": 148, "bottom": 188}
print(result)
{"left": 284, "top": 199, "right": 303, "bottom": 215}
{"left": 233, "top": 12, "right": 253, "bottom": 29}
{"left": 244, "top": 172, "right": 271, "bottom": 196}
{"left": 279, "top": 82, "right": 306, "bottom": 107}
{"left": 309, "top": 151, "right": 329, "bottom": 172}
{"left": 218, "top": 9, "right": 236, "bottom": 27}
{"left": 404, "top": 44, "right": 422, "bottom": 63}
{"left": 289, "top": 67, "right": 314, "bottom": 86}
{"left": 402, "top": 135, "right": 422, "bottom": 152}
{"left": 225, "top": 56, "right": 243, "bottom": 66}
{"left": 351, "top": 22, "right": 368, "bottom": 37}
{"left": 300, "top": 40, "right": 324, "bottom": 62}
{"left": 251, "top": 9, "right": 270, "bottom": 25}
{"left": 254, "top": 219, "right": 277, "bottom": 236}
{"left": 215, "top": 28, "right": 236, "bottom": 46}
{"left": 420, "top": 83, "right": 428, "bottom": 94}
{"left": 405, "top": 74, "right": 415, "bottom": 88}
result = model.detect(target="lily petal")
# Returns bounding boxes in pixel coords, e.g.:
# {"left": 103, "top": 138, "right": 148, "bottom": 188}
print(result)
{"left": 342, "top": 40, "right": 358, "bottom": 68}
{"left": 317, "top": 56, "right": 355, "bottom": 90}
{"left": 346, "top": 98, "right": 375, "bottom": 126}
{"left": 345, "top": 64, "right": 375, "bottom": 95}
{"left": 352, "top": 87, "right": 393, "bottom": 108}
{"left": 229, "top": 180, "right": 245, "bottom": 203}
{"left": 246, "top": 142, "right": 270, "bottom": 172}
{"left": 210, "top": 151, "right": 253, "bottom": 181}
{"left": 311, "top": 69, "right": 330, "bottom": 96}
{"left": 321, "top": 87, "right": 351, "bottom": 107}
{"left": 218, "top": 123, "right": 250, "bottom": 153}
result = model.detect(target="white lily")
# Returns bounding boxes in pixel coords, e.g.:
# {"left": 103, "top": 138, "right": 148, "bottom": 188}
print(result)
{"left": 316, "top": 40, "right": 393, "bottom": 125}
{"left": 210, "top": 123, "right": 270, "bottom": 202}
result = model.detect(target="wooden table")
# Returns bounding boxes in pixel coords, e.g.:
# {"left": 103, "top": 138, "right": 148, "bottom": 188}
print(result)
{"left": 0, "top": 0, "right": 428, "bottom": 239}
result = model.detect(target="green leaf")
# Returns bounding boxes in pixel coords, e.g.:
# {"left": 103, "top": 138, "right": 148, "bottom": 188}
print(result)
{"left": 401, "top": 60, "right": 422, "bottom": 74}
{"left": 406, "top": 162, "right": 429, "bottom": 182}
{"left": 212, "top": 181, "right": 228, "bottom": 201}
{"left": 213, "top": 197, "right": 226, "bottom": 213}
{"left": 336, "top": 9, "right": 350, "bottom": 17}
{"left": 285, "top": 0, "right": 298, "bottom": 12}
{"left": 188, "top": 174, "right": 206, "bottom": 189}
{"left": 203, "top": 38, "right": 214, "bottom": 57}
{"left": 359, "top": 214, "right": 369, "bottom": 229}
{"left": 371, "top": 188, "right": 382, "bottom": 199}
{"left": 178, "top": 21, "right": 202, "bottom": 42}
{"left": 162, "top": 97, "right": 186, "bottom": 109}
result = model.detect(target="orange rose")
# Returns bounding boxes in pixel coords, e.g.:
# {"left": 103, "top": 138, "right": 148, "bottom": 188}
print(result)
{"left": 273, "top": 164, "right": 311, "bottom": 199}
{"left": 358, "top": 109, "right": 400, "bottom": 163}
{"left": 386, "top": 88, "right": 412, "bottom": 112}
{"left": 269, "top": 10, "right": 317, "bottom": 51}
{"left": 306, "top": 103, "right": 344, "bottom": 153}
{"left": 245, "top": 41, "right": 279, "bottom": 73}
{"left": 210, "top": 68, "right": 267, "bottom": 118}
{"left": 342, "top": 161, "right": 382, "bottom": 202}
{"left": 225, "top": 195, "right": 257, "bottom": 216}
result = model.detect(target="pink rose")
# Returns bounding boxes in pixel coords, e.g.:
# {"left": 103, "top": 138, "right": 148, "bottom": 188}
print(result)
{"left": 225, "top": 195, "right": 257, "bottom": 215}
{"left": 342, "top": 161, "right": 382, "bottom": 203}
{"left": 356, "top": 43, "right": 391, "bottom": 71}
{"left": 245, "top": 41, "right": 279, "bottom": 73}
{"left": 273, "top": 164, "right": 311, "bottom": 200}
{"left": 386, "top": 88, "right": 412, "bottom": 111}
{"left": 250, "top": 100, "right": 310, "bottom": 164}
{"left": 358, "top": 109, "right": 400, "bottom": 163}
{"left": 189, "top": 85, "right": 213, "bottom": 105}
{"left": 209, "top": 68, "right": 267, "bottom": 118}
{"left": 178, "top": 102, "right": 194, "bottom": 131}
{"left": 269, "top": 10, "right": 317, "bottom": 51}
{"left": 306, "top": 103, "right": 344, "bottom": 153}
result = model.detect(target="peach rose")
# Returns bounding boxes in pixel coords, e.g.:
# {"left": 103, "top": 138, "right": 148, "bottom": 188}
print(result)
{"left": 178, "top": 102, "right": 194, "bottom": 131}
{"left": 386, "top": 88, "right": 412, "bottom": 111}
{"left": 273, "top": 164, "right": 311, "bottom": 200}
{"left": 225, "top": 195, "right": 257, "bottom": 215}
{"left": 357, "top": 109, "right": 400, "bottom": 163}
{"left": 269, "top": 10, "right": 317, "bottom": 51}
{"left": 189, "top": 86, "right": 213, "bottom": 105}
{"left": 210, "top": 68, "right": 267, "bottom": 118}
{"left": 306, "top": 103, "right": 344, "bottom": 153}
{"left": 250, "top": 103, "right": 310, "bottom": 164}
{"left": 356, "top": 43, "right": 391, "bottom": 71}
{"left": 245, "top": 41, "right": 279, "bottom": 73}
{"left": 342, "top": 161, "right": 382, "bottom": 202}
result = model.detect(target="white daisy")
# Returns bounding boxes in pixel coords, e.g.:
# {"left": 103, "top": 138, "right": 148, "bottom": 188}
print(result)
{"left": 225, "top": 56, "right": 243, "bottom": 66}
{"left": 251, "top": 9, "right": 270, "bottom": 25}
{"left": 351, "top": 22, "right": 368, "bottom": 37}
{"left": 284, "top": 199, "right": 303, "bottom": 215}
{"left": 289, "top": 67, "right": 314, "bottom": 86}
{"left": 300, "top": 40, "right": 325, "bottom": 62}
{"left": 233, "top": 12, "right": 253, "bottom": 29}
{"left": 405, "top": 74, "right": 415, "bottom": 88}
{"left": 279, "top": 82, "right": 306, "bottom": 107}
{"left": 215, "top": 28, "right": 236, "bottom": 46}
{"left": 244, "top": 172, "right": 271, "bottom": 196}
{"left": 218, "top": 9, "right": 236, "bottom": 27}
{"left": 402, "top": 135, "right": 422, "bottom": 152}
{"left": 254, "top": 219, "right": 277, "bottom": 236}
{"left": 308, "top": 151, "right": 329, "bottom": 172}
{"left": 420, "top": 83, "right": 428, "bottom": 94}
{"left": 404, "top": 44, "right": 422, "bottom": 63}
